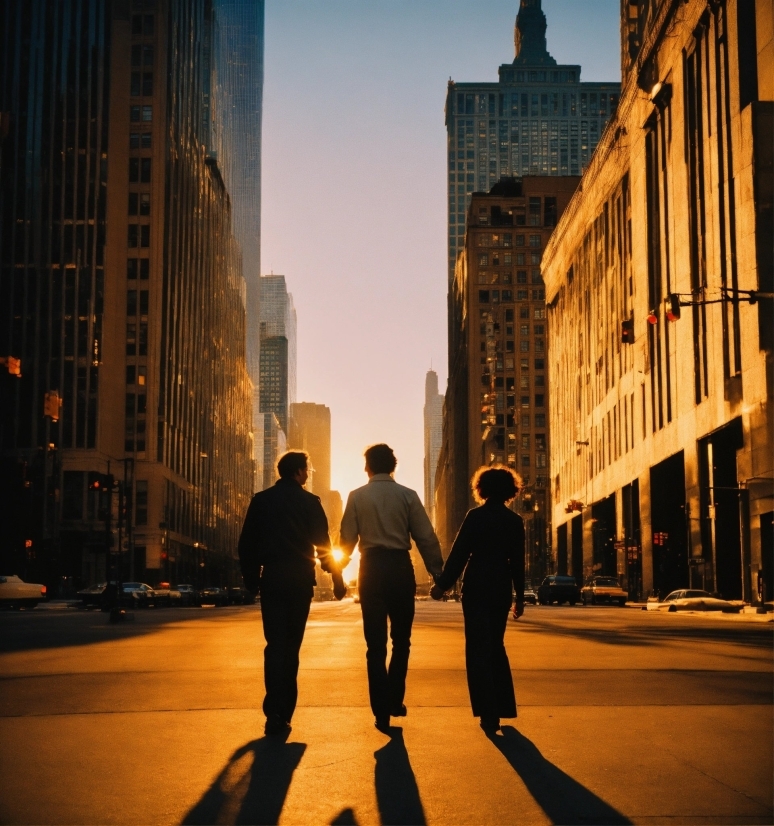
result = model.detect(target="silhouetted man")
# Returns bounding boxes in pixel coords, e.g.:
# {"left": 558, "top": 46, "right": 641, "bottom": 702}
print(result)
{"left": 340, "top": 443, "right": 443, "bottom": 732}
{"left": 238, "top": 450, "right": 344, "bottom": 736}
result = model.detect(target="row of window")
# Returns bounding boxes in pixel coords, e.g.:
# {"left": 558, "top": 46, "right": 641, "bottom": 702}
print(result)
{"left": 478, "top": 270, "right": 543, "bottom": 285}
{"left": 479, "top": 289, "right": 545, "bottom": 303}
{"left": 453, "top": 90, "right": 618, "bottom": 119}
{"left": 475, "top": 233, "right": 542, "bottom": 247}
{"left": 130, "top": 132, "right": 151, "bottom": 149}
{"left": 127, "top": 258, "right": 150, "bottom": 279}
{"left": 128, "top": 224, "right": 150, "bottom": 247}
{"left": 130, "top": 105, "right": 153, "bottom": 122}
{"left": 130, "top": 72, "right": 153, "bottom": 97}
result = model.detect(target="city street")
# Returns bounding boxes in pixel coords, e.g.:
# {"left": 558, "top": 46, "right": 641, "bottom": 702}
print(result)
{"left": 0, "top": 601, "right": 771, "bottom": 825}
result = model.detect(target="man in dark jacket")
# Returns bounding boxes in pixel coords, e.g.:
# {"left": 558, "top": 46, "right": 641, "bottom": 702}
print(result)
{"left": 238, "top": 450, "right": 344, "bottom": 736}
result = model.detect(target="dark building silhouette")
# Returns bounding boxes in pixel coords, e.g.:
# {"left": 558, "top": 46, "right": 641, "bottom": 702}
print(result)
{"left": 0, "top": 1, "right": 253, "bottom": 591}
{"left": 435, "top": 176, "right": 578, "bottom": 581}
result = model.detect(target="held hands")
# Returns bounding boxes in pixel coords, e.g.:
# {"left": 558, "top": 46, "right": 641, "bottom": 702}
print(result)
{"left": 332, "top": 570, "right": 347, "bottom": 601}
{"left": 512, "top": 599, "right": 525, "bottom": 620}
{"left": 430, "top": 584, "right": 445, "bottom": 601}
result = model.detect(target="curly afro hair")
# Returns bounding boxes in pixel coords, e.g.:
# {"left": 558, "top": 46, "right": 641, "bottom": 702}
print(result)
{"left": 471, "top": 465, "right": 522, "bottom": 504}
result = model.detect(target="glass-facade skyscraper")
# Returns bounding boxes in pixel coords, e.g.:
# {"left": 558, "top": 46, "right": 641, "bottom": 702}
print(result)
{"left": 445, "top": 0, "right": 620, "bottom": 280}
{"left": 213, "top": 0, "right": 264, "bottom": 423}
{"left": 0, "top": 0, "right": 253, "bottom": 590}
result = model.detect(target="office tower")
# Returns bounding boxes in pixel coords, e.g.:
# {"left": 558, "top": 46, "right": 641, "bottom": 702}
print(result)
{"left": 544, "top": 0, "right": 773, "bottom": 602}
{"left": 289, "top": 403, "right": 331, "bottom": 494}
{"left": 445, "top": 0, "right": 620, "bottom": 280}
{"left": 0, "top": 1, "right": 253, "bottom": 590}
{"left": 436, "top": 176, "right": 578, "bottom": 578}
{"left": 423, "top": 370, "right": 444, "bottom": 527}
{"left": 257, "top": 412, "right": 286, "bottom": 491}
{"left": 212, "top": 0, "right": 264, "bottom": 411}
{"left": 259, "top": 274, "right": 296, "bottom": 434}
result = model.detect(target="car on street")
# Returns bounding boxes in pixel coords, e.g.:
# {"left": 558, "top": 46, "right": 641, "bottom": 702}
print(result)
{"left": 197, "top": 586, "right": 229, "bottom": 606}
{"left": 228, "top": 586, "right": 255, "bottom": 605}
{"left": 0, "top": 575, "right": 46, "bottom": 609}
{"left": 176, "top": 584, "right": 197, "bottom": 606}
{"left": 650, "top": 589, "right": 743, "bottom": 612}
{"left": 77, "top": 582, "right": 110, "bottom": 609}
{"left": 120, "top": 582, "right": 157, "bottom": 608}
{"left": 522, "top": 586, "right": 538, "bottom": 605}
{"left": 537, "top": 575, "right": 580, "bottom": 605}
{"left": 581, "top": 576, "right": 629, "bottom": 606}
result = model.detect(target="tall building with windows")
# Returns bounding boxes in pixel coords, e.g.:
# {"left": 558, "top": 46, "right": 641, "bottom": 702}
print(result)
{"left": 258, "top": 274, "right": 296, "bottom": 435}
{"left": 423, "top": 370, "right": 444, "bottom": 528}
{"left": 445, "top": 0, "right": 620, "bottom": 280}
{"left": 543, "top": 0, "right": 772, "bottom": 602}
{"left": 289, "top": 402, "right": 331, "bottom": 494}
{"left": 0, "top": 0, "right": 253, "bottom": 591}
{"left": 435, "top": 176, "right": 578, "bottom": 579}
{"left": 212, "top": 0, "right": 264, "bottom": 414}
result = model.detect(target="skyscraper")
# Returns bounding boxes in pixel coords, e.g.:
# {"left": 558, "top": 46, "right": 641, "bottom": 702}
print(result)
{"left": 212, "top": 1, "right": 264, "bottom": 417}
{"left": 0, "top": 0, "right": 253, "bottom": 590}
{"left": 445, "top": 0, "right": 620, "bottom": 280}
{"left": 423, "top": 370, "right": 444, "bottom": 527}
{"left": 289, "top": 403, "right": 331, "bottom": 495}
{"left": 259, "top": 274, "right": 296, "bottom": 434}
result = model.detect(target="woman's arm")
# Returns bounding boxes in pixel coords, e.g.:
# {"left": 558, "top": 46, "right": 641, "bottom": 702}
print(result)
{"left": 435, "top": 511, "right": 475, "bottom": 592}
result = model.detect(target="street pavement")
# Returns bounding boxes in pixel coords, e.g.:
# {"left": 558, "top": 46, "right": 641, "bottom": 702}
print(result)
{"left": 0, "top": 600, "right": 771, "bottom": 825}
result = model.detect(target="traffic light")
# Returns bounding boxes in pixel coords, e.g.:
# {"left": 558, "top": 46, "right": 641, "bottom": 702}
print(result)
{"left": 621, "top": 318, "right": 634, "bottom": 344}
{"left": 88, "top": 471, "right": 108, "bottom": 491}
{"left": 666, "top": 294, "right": 681, "bottom": 321}
{"left": 1, "top": 356, "right": 21, "bottom": 376}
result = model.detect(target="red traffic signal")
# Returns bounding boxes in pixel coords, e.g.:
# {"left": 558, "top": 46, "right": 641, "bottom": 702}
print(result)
{"left": 666, "top": 294, "right": 681, "bottom": 321}
{"left": 88, "top": 471, "right": 110, "bottom": 490}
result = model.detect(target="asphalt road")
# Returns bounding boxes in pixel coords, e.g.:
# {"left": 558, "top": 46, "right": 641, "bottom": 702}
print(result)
{"left": 0, "top": 600, "right": 771, "bottom": 825}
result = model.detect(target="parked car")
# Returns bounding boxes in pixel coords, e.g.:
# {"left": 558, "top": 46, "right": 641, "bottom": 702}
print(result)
{"left": 581, "top": 576, "right": 628, "bottom": 607}
{"left": 77, "top": 581, "right": 110, "bottom": 609}
{"left": 120, "top": 582, "right": 157, "bottom": 608}
{"left": 176, "top": 584, "right": 197, "bottom": 606}
{"left": 537, "top": 575, "right": 580, "bottom": 606}
{"left": 652, "top": 589, "right": 743, "bottom": 613}
{"left": 228, "top": 586, "right": 256, "bottom": 605}
{"left": 442, "top": 591, "right": 460, "bottom": 602}
{"left": 197, "top": 586, "right": 229, "bottom": 606}
{"left": 522, "top": 586, "right": 538, "bottom": 606}
{"left": 0, "top": 575, "right": 46, "bottom": 609}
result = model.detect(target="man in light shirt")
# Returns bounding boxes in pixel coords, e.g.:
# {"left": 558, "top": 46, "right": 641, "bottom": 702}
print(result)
{"left": 340, "top": 443, "right": 443, "bottom": 733}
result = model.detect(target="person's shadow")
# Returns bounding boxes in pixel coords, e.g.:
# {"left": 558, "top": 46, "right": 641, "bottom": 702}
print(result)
{"left": 373, "top": 728, "right": 426, "bottom": 826}
{"left": 489, "top": 726, "right": 632, "bottom": 825}
{"left": 182, "top": 735, "right": 306, "bottom": 825}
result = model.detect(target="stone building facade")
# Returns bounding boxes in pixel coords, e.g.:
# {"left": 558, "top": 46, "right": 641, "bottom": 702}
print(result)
{"left": 543, "top": 0, "right": 773, "bottom": 601}
{"left": 436, "top": 176, "right": 579, "bottom": 580}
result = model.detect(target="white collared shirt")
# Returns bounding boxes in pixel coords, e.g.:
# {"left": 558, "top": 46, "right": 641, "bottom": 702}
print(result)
{"left": 340, "top": 474, "right": 443, "bottom": 575}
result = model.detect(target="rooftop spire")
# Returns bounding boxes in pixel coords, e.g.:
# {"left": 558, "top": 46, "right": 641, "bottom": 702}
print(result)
{"left": 513, "top": 0, "right": 557, "bottom": 66}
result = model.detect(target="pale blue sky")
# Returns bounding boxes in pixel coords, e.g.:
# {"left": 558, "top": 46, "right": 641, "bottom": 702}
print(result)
{"left": 261, "top": 0, "right": 621, "bottom": 501}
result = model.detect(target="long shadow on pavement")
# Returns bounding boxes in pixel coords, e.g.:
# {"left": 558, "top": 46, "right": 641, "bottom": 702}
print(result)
{"left": 182, "top": 735, "right": 305, "bottom": 826}
{"left": 489, "top": 726, "right": 631, "bottom": 825}
{"left": 373, "top": 728, "right": 426, "bottom": 826}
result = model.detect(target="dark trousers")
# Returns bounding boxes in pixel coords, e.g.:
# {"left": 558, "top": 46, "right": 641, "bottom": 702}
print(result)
{"left": 358, "top": 550, "right": 416, "bottom": 719}
{"left": 461, "top": 593, "right": 517, "bottom": 719}
{"left": 260, "top": 586, "right": 312, "bottom": 722}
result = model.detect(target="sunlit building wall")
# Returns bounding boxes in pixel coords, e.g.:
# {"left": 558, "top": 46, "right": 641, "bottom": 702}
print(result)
{"left": 444, "top": 0, "right": 620, "bottom": 282}
{"left": 0, "top": 0, "right": 253, "bottom": 590}
{"left": 423, "top": 370, "right": 444, "bottom": 527}
{"left": 544, "top": 0, "right": 773, "bottom": 602}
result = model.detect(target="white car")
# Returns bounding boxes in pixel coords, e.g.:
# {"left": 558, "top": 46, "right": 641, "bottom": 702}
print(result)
{"left": 0, "top": 575, "right": 47, "bottom": 609}
{"left": 649, "top": 589, "right": 743, "bottom": 613}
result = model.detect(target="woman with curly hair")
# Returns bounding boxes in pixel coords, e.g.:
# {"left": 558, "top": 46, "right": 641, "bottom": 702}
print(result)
{"left": 431, "top": 466, "right": 525, "bottom": 732}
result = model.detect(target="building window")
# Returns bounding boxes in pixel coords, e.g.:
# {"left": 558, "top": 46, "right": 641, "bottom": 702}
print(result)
{"left": 521, "top": 414, "right": 530, "bottom": 428}
{"left": 535, "top": 394, "right": 545, "bottom": 407}
{"left": 536, "top": 453, "right": 547, "bottom": 468}
{"left": 135, "top": 481, "right": 148, "bottom": 524}
{"left": 529, "top": 197, "right": 541, "bottom": 225}
{"left": 521, "top": 455, "right": 531, "bottom": 468}
{"left": 478, "top": 290, "right": 489, "bottom": 303}
{"left": 534, "top": 358, "right": 544, "bottom": 370}
{"left": 521, "top": 396, "right": 530, "bottom": 408}
{"left": 532, "top": 289, "right": 545, "bottom": 300}
{"left": 521, "top": 435, "right": 530, "bottom": 449}
{"left": 529, "top": 234, "right": 541, "bottom": 248}
{"left": 131, "top": 14, "right": 154, "bottom": 36}
{"left": 535, "top": 414, "right": 545, "bottom": 428}
{"left": 478, "top": 253, "right": 489, "bottom": 266}
{"left": 544, "top": 196, "right": 557, "bottom": 227}
{"left": 130, "top": 132, "right": 152, "bottom": 149}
